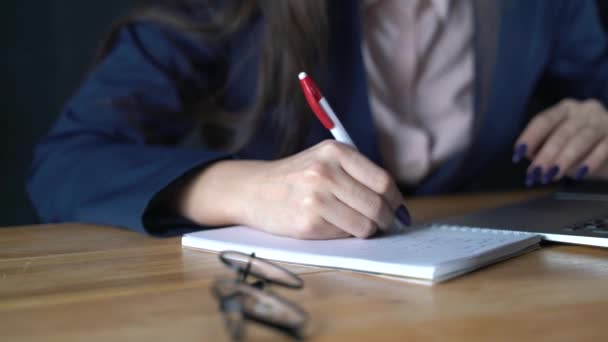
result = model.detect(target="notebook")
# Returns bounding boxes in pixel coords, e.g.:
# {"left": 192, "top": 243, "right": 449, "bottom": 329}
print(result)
{"left": 182, "top": 225, "right": 541, "bottom": 283}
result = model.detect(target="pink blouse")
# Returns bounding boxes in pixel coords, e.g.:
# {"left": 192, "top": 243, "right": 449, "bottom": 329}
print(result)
{"left": 362, "top": 0, "right": 474, "bottom": 185}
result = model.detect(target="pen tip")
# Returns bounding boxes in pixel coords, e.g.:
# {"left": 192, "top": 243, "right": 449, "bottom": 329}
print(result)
{"left": 298, "top": 72, "right": 307, "bottom": 80}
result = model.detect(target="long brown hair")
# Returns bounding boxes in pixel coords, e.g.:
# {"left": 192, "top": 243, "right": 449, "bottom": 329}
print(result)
{"left": 99, "top": 0, "right": 329, "bottom": 156}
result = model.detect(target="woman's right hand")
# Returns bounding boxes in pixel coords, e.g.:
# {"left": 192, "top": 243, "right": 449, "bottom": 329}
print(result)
{"left": 178, "top": 140, "right": 410, "bottom": 239}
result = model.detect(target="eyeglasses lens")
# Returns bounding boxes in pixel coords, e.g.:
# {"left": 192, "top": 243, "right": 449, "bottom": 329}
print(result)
{"left": 221, "top": 252, "right": 303, "bottom": 288}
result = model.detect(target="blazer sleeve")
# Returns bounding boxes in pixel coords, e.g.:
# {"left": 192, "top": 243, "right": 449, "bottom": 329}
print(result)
{"left": 27, "top": 22, "right": 233, "bottom": 236}
{"left": 546, "top": 0, "right": 608, "bottom": 103}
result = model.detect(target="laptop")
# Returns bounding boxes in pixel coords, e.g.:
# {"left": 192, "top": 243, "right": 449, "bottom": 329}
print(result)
{"left": 434, "top": 181, "right": 608, "bottom": 248}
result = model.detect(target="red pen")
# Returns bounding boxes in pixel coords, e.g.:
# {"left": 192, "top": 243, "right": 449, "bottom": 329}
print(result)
{"left": 298, "top": 72, "right": 356, "bottom": 148}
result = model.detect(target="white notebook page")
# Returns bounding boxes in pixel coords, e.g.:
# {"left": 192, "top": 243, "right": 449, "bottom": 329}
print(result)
{"left": 182, "top": 225, "right": 540, "bottom": 281}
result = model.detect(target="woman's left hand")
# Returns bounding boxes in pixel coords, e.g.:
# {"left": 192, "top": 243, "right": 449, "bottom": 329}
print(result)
{"left": 513, "top": 98, "right": 608, "bottom": 186}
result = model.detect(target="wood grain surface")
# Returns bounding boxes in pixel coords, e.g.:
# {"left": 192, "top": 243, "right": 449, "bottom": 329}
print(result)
{"left": 1, "top": 189, "right": 607, "bottom": 341}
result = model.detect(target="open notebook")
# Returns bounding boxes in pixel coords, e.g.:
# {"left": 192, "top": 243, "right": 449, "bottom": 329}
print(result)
{"left": 182, "top": 225, "right": 541, "bottom": 283}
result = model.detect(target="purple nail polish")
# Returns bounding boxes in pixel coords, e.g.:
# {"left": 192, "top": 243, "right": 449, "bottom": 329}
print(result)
{"left": 395, "top": 205, "right": 411, "bottom": 226}
{"left": 512, "top": 144, "right": 527, "bottom": 163}
{"left": 542, "top": 166, "right": 560, "bottom": 184}
{"left": 525, "top": 166, "right": 542, "bottom": 187}
{"left": 575, "top": 165, "right": 589, "bottom": 180}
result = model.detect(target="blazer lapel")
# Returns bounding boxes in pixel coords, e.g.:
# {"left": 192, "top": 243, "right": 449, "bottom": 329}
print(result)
{"left": 324, "top": 0, "right": 383, "bottom": 165}
{"left": 472, "top": 0, "right": 501, "bottom": 132}
{"left": 416, "top": 0, "right": 505, "bottom": 194}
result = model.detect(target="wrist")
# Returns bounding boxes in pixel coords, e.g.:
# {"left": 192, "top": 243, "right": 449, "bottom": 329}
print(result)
{"left": 177, "top": 160, "right": 267, "bottom": 227}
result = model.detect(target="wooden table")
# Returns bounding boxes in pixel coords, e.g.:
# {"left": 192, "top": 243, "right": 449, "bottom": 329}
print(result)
{"left": 1, "top": 190, "right": 607, "bottom": 341}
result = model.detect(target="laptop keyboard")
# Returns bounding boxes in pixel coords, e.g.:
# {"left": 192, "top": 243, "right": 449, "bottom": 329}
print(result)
{"left": 564, "top": 217, "right": 608, "bottom": 234}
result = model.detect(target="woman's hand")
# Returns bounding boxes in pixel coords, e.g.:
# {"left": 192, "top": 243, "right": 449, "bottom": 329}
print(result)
{"left": 178, "top": 140, "right": 410, "bottom": 239}
{"left": 513, "top": 99, "right": 608, "bottom": 185}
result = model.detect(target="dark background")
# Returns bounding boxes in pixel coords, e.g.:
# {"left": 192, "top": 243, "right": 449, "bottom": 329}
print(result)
{"left": 2, "top": 1, "right": 608, "bottom": 227}
{"left": 3, "top": 1, "right": 133, "bottom": 226}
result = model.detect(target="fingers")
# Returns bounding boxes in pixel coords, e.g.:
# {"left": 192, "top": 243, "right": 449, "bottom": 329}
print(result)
{"left": 569, "top": 137, "right": 608, "bottom": 179}
{"left": 550, "top": 128, "right": 601, "bottom": 180}
{"left": 515, "top": 100, "right": 570, "bottom": 158}
{"left": 293, "top": 211, "right": 352, "bottom": 240}
{"left": 526, "top": 118, "right": 586, "bottom": 183}
{"left": 331, "top": 167, "right": 394, "bottom": 232}
{"left": 288, "top": 140, "right": 409, "bottom": 240}
{"left": 316, "top": 140, "right": 410, "bottom": 226}
{"left": 295, "top": 187, "right": 378, "bottom": 239}
{"left": 318, "top": 193, "right": 380, "bottom": 239}
{"left": 515, "top": 99, "right": 608, "bottom": 185}
{"left": 316, "top": 140, "right": 405, "bottom": 207}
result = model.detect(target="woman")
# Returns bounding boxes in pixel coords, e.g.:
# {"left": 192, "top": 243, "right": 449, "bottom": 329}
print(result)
{"left": 28, "top": 0, "right": 608, "bottom": 238}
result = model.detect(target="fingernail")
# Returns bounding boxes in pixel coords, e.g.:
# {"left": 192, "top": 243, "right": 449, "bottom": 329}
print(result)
{"left": 512, "top": 144, "right": 527, "bottom": 163}
{"left": 575, "top": 165, "right": 589, "bottom": 180}
{"left": 525, "top": 166, "right": 542, "bottom": 187}
{"left": 542, "top": 166, "right": 560, "bottom": 184}
{"left": 395, "top": 205, "right": 411, "bottom": 226}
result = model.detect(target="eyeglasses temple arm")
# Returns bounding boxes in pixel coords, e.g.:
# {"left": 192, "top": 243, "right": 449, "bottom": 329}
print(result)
{"left": 240, "top": 252, "right": 256, "bottom": 283}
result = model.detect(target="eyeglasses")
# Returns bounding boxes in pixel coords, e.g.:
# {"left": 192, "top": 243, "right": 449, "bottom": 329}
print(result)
{"left": 212, "top": 251, "right": 310, "bottom": 341}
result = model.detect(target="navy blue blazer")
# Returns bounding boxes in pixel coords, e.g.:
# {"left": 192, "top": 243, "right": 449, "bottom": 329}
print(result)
{"left": 28, "top": 0, "right": 608, "bottom": 236}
